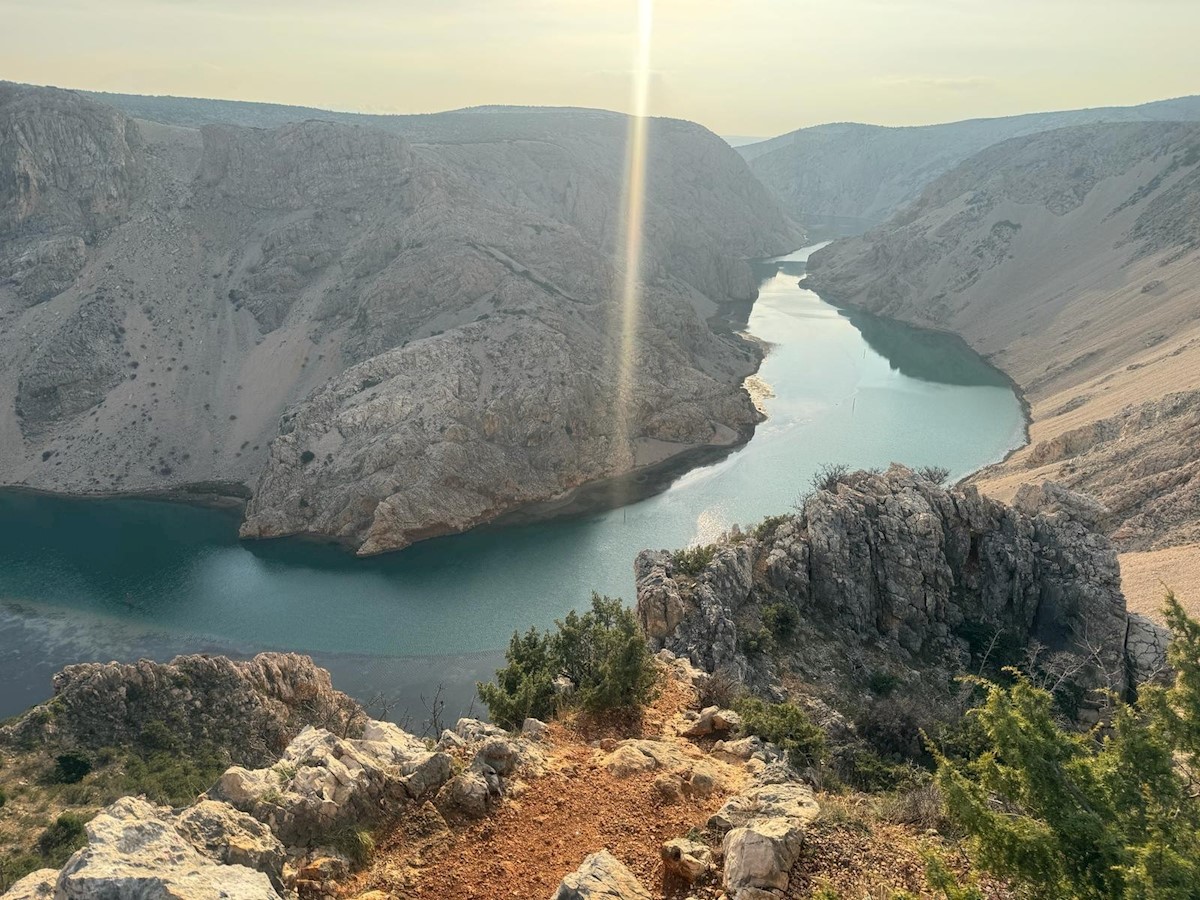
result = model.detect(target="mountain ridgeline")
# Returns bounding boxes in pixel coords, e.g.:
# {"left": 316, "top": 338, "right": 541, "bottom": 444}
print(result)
{"left": 0, "top": 82, "right": 798, "bottom": 554}
{"left": 738, "top": 94, "right": 1200, "bottom": 229}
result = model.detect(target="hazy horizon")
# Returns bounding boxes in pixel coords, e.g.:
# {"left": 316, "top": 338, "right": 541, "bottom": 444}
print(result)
{"left": 3, "top": 0, "right": 1199, "bottom": 136}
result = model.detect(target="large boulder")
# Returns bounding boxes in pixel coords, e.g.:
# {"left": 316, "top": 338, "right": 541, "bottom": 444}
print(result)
{"left": 1, "top": 870, "right": 57, "bottom": 900}
{"left": 723, "top": 818, "right": 805, "bottom": 893}
{"left": 552, "top": 851, "right": 652, "bottom": 900}
{"left": 707, "top": 769, "right": 820, "bottom": 896}
{"left": 53, "top": 797, "right": 282, "bottom": 899}
{"left": 209, "top": 720, "right": 453, "bottom": 847}
{"left": 171, "top": 799, "right": 287, "bottom": 890}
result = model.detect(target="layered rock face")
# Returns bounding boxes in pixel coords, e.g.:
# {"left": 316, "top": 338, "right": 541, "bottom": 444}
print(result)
{"left": 738, "top": 95, "right": 1200, "bottom": 228}
{"left": 637, "top": 466, "right": 1161, "bottom": 698}
{"left": 803, "top": 122, "right": 1200, "bottom": 607}
{"left": 0, "top": 83, "right": 798, "bottom": 554}
{"left": 0, "top": 652, "right": 365, "bottom": 766}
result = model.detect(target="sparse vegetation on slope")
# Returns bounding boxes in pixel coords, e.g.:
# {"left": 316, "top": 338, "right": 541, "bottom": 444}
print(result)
{"left": 937, "top": 594, "right": 1200, "bottom": 899}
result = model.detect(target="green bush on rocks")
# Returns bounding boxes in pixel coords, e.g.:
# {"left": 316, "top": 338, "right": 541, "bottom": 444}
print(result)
{"left": 478, "top": 593, "right": 658, "bottom": 729}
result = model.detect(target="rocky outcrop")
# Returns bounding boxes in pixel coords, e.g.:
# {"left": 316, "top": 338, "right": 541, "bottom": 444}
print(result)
{"left": 637, "top": 466, "right": 1157, "bottom": 699}
{"left": 0, "top": 83, "right": 798, "bottom": 554}
{"left": 552, "top": 851, "right": 653, "bottom": 900}
{"left": 38, "top": 797, "right": 284, "bottom": 900}
{"left": 0, "top": 652, "right": 365, "bottom": 766}
{"left": 707, "top": 764, "right": 820, "bottom": 896}
{"left": 209, "top": 720, "right": 453, "bottom": 847}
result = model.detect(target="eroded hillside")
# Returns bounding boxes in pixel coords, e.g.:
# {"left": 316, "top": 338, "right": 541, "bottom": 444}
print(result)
{"left": 805, "top": 121, "right": 1200, "bottom": 613}
{"left": 0, "top": 83, "right": 798, "bottom": 553}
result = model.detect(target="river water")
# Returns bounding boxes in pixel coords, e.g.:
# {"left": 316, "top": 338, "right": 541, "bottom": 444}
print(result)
{"left": 0, "top": 245, "right": 1026, "bottom": 721}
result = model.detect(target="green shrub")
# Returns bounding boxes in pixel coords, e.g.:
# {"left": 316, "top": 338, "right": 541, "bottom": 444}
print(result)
{"left": 330, "top": 827, "right": 375, "bottom": 867}
{"left": 671, "top": 544, "right": 716, "bottom": 576}
{"left": 749, "top": 514, "right": 789, "bottom": 543}
{"left": 868, "top": 671, "right": 901, "bottom": 697}
{"left": 138, "top": 719, "right": 179, "bottom": 753}
{"left": 761, "top": 602, "right": 799, "bottom": 640}
{"left": 935, "top": 592, "right": 1200, "bottom": 899}
{"left": 736, "top": 698, "right": 827, "bottom": 768}
{"left": 739, "top": 626, "right": 775, "bottom": 657}
{"left": 52, "top": 752, "right": 92, "bottom": 785}
{"left": 478, "top": 594, "right": 658, "bottom": 729}
{"left": 115, "top": 750, "right": 225, "bottom": 806}
{"left": 917, "top": 465, "right": 952, "bottom": 485}
{"left": 36, "top": 814, "right": 87, "bottom": 866}
{"left": 0, "top": 786, "right": 6, "bottom": 808}
{"left": 810, "top": 462, "right": 850, "bottom": 493}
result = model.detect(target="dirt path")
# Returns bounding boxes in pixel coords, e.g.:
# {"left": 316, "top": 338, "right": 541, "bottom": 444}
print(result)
{"left": 348, "top": 674, "right": 744, "bottom": 899}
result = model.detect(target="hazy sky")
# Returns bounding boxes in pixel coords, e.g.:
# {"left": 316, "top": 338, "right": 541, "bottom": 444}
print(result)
{"left": 4, "top": 0, "right": 1199, "bottom": 136}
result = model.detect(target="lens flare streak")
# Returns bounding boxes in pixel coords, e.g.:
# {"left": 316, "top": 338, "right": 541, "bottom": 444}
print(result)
{"left": 612, "top": 0, "right": 654, "bottom": 477}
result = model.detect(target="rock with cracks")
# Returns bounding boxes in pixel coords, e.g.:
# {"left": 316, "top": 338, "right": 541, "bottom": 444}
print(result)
{"left": 551, "top": 850, "right": 653, "bottom": 900}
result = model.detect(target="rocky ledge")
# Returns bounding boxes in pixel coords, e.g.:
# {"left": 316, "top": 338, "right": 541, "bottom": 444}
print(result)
{"left": 636, "top": 465, "right": 1168, "bottom": 703}
{"left": 0, "top": 653, "right": 366, "bottom": 767}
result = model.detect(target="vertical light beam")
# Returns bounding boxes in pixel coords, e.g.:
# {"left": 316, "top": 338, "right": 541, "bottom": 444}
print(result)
{"left": 613, "top": 0, "right": 653, "bottom": 477}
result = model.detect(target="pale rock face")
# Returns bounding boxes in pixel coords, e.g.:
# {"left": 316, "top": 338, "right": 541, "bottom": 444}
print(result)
{"left": 681, "top": 705, "right": 741, "bottom": 738}
{"left": 637, "top": 465, "right": 1154, "bottom": 698}
{"left": 435, "top": 770, "right": 498, "bottom": 821}
{"left": 708, "top": 782, "right": 820, "bottom": 836}
{"left": 803, "top": 122, "right": 1200, "bottom": 558}
{"left": 0, "top": 84, "right": 798, "bottom": 554}
{"left": 741, "top": 97, "right": 1200, "bottom": 227}
{"left": 54, "top": 797, "right": 282, "bottom": 900}
{"left": 172, "top": 799, "right": 288, "bottom": 890}
{"left": 521, "top": 717, "right": 550, "bottom": 742}
{"left": 552, "top": 850, "right": 653, "bottom": 900}
{"left": 1, "top": 870, "right": 57, "bottom": 900}
{"left": 722, "top": 818, "right": 805, "bottom": 892}
{"left": 705, "top": 769, "right": 820, "bottom": 896}
{"left": 209, "top": 723, "right": 454, "bottom": 847}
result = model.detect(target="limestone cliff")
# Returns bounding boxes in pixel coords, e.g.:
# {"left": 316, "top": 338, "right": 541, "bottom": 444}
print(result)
{"left": 0, "top": 83, "right": 798, "bottom": 553}
{"left": 803, "top": 122, "right": 1200, "bottom": 611}
{"left": 636, "top": 466, "right": 1165, "bottom": 702}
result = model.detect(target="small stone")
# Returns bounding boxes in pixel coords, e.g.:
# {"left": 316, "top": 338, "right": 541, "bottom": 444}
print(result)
{"left": 661, "top": 838, "right": 713, "bottom": 883}
{"left": 521, "top": 717, "right": 550, "bottom": 741}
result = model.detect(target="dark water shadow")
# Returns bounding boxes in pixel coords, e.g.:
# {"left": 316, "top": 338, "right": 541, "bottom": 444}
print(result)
{"left": 834, "top": 305, "right": 1012, "bottom": 388}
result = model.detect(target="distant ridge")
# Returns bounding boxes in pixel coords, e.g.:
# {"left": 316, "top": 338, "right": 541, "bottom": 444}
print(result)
{"left": 738, "top": 94, "right": 1200, "bottom": 229}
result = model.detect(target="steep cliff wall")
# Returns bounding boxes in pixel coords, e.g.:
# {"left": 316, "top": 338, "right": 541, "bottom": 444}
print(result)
{"left": 636, "top": 467, "right": 1165, "bottom": 702}
{"left": 0, "top": 83, "right": 799, "bottom": 553}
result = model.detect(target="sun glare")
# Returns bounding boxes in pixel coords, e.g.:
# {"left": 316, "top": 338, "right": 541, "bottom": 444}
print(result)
{"left": 612, "top": 0, "right": 654, "bottom": 486}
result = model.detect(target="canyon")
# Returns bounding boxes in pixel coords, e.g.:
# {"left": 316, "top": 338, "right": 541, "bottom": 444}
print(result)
{"left": 0, "top": 82, "right": 797, "bottom": 554}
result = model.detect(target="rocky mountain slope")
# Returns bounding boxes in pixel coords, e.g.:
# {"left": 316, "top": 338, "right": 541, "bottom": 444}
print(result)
{"left": 739, "top": 95, "right": 1200, "bottom": 229}
{"left": 0, "top": 82, "right": 798, "bottom": 554}
{"left": 805, "top": 121, "right": 1200, "bottom": 612}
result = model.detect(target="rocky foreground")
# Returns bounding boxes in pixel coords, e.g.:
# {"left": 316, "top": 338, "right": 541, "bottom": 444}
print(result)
{"left": 0, "top": 467, "right": 1169, "bottom": 899}
{"left": 0, "top": 82, "right": 797, "bottom": 553}
{"left": 805, "top": 121, "right": 1200, "bottom": 612}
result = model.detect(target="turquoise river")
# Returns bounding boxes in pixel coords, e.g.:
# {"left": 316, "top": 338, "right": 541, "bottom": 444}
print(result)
{"left": 0, "top": 245, "right": 1026, "bottom": 720}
